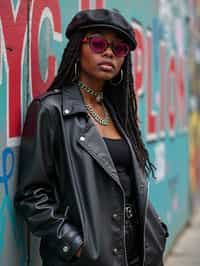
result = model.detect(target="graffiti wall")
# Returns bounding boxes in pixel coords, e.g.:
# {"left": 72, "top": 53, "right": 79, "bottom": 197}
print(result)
{"left": 188, "top": 0, "right": 200, "bottom": 208}
{"left": 0, "top": 0, "right": 190, "bottom": 265}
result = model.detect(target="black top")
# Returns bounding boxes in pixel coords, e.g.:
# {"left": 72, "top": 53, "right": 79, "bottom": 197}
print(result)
{"left": 103, "top": 137, "right": 133, "bottom": 202}
{"left": 103, "top": 137, "right": 140, "bottom": 263}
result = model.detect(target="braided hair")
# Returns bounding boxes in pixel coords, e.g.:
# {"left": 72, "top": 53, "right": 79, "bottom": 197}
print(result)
{"left": 48, "top": 31, "right": 155, "bottom": 178}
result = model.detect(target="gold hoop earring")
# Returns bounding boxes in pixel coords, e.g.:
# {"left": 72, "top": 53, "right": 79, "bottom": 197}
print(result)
{"left": 73, "top": 62, "right": 80, "bottom": 81}
{"left": 110, "top": 69, "right": 123, "bottom": 86}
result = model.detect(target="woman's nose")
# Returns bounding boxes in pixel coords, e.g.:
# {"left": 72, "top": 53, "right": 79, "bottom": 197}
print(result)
{"left": 102, "top": 46, "right": 115, "bottom": 58}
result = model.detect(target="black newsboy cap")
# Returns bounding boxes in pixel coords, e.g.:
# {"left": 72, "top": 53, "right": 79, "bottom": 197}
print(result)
{"left": 66, "top": 9, "right": 137, "bottom": 50}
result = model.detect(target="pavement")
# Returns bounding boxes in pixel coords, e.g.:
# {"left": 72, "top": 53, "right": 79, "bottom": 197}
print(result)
{"left": 164, "top": 207, "right": 200, "bottom": 266}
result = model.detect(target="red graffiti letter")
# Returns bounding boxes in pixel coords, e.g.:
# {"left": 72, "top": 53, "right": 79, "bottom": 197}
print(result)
{"left": 95, "top": 0, "right": 104, "bottom": 8}
{"left": 0, "top": 1, "right": 27, "bottom": 143}
{"left": 159, "top": 41, "right": 166, "bottom": 138}
{"left": 167, "top": 53, "right": 176, "bottom": 136}
{"left": 177, "top": 56, "right": 187, "bottom": 131}
{"left": 80, "top": 0, "right": 104, "bottom": 10}
{"left": 132, "top": 22, "right": 145, "bottom": 98}
{"left": 146, "top": 31, "right": 157, "bottom": 141}
{"left": 80, "top": 0, "right": 90, "bottom": 9}
{"left": 30, "top": 0, "right": 61, "bottom": 98}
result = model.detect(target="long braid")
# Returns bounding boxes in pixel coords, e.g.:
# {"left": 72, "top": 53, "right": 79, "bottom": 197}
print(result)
{"left": 124, "top": 55, "right": 155, "bottom": 177}
{"left": 48, "top": 32, "right": 83, "bottom": 90}
{"left": 105, "top": 55, "right": 155, "bottom": 177}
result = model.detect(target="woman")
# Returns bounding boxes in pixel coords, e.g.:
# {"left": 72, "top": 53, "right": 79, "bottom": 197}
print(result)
{"left": 15, "top": 9, "right": 168, "bottom": 266}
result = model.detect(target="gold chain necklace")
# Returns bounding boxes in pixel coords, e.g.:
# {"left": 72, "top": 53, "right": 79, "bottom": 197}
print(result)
{"left": 78, "top": 81, "right": 110, "bottom": 126}
{"left": 85, "top": 103, "right": 110, "bottom": 126}
{"left": 78, "top": 81, "right": 103, "bottom": 103}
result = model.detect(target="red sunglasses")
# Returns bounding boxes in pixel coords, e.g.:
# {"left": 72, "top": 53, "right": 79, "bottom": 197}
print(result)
{"left": 82, "top": 35, "right": 130, "bottom": 57}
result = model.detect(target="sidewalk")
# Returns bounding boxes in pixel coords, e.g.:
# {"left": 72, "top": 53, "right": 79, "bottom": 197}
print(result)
{"left": 165, "top": 207, "right": 200, "bottom": 266}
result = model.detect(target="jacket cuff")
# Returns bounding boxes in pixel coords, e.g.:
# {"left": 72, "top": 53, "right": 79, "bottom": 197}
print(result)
{"left": 58, "top": 233, "right": 83, "bottom": 262}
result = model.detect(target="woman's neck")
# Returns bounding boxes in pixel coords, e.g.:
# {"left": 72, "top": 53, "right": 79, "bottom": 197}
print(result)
{"left": 79, "top": 76, "right": 105, "bottom": 105}
{"left": 79, "top": 74, "right": 105, "bottom": 92}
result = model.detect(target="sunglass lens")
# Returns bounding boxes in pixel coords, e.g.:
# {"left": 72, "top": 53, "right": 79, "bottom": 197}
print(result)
{"left": 90, "top": 37, "right": 107, "bottom": 53}
{"left": 113, "top": 43, "right": 130, "bottom": 57}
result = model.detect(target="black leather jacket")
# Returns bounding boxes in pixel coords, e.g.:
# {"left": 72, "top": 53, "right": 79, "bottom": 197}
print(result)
{"left": 15, "top": 84, "right": 168, "bottom": 266}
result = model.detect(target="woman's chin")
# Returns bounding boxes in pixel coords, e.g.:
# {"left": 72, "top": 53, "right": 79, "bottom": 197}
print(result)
{"left": 96, "top": 73, "right": 116, "bottom": 81}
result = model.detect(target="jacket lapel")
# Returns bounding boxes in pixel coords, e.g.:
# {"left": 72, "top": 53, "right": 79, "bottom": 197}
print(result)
{"left": 77, "top": 120, "right": 121, "bottom": 187}
{"left": 62, "top": 84, "right": 121, "bottom": 187}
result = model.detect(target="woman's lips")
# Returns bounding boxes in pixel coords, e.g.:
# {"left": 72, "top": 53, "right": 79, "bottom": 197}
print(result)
{"left": 98, "top": 62, "right": 115, "bottom": 71}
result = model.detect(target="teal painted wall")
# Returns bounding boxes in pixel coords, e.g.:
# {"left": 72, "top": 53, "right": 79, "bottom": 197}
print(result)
{"left": 0, "top": 0, "right": 190, "bottom": 265}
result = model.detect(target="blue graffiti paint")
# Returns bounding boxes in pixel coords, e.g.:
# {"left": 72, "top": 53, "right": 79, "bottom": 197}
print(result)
{"left": 0, "top": 198, "right": 6, "bottom": 251}
{"left": 0, "top": 147, "right": 26, "bottom": 265}
{"left": 0, "top": 147, "right": 14, "bottom": 195}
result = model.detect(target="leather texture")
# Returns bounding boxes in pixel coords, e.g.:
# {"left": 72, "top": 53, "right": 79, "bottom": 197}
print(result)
{"left": 15, "top": 83, "right": 168, "bottom": 266}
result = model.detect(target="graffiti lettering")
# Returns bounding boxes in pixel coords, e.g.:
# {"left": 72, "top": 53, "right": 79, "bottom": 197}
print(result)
{"left": 132, "top": 22, "right": 145, "bottom": 97}
{"left": 0, "top": 0, "right": 61, "bottom": 145}
{"left": 30, "top": 0, "right": 61, "bottom": 98}
{"left": 0, "top": 147, "right": 26, "bottom": 263}
{"left": 0, "top": 1, "right": 28, "bottom": 144}
{"left": 167, "top": 52, "right": 176, "bottom": 136}
{"left": 132, "top": 21, "right": 187, "bottom": 141}
{"left": 146, "top": 30, "right": 158, "bottom": 141}
{"left": 177, "top": 56, "right": 187, "bottom": 130}
{"left": 0, "top": 147, "right": 14, "bottom": 195}
{"left": 80, "top": 0, "right": 104, "bottom": 9}
{"left": 159, "top": 41, "right": 166, "bottom": 137}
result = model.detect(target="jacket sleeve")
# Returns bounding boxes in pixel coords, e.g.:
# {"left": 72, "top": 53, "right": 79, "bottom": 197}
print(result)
{"left": 14, "top": 99, "right": 83, "bottom": 262}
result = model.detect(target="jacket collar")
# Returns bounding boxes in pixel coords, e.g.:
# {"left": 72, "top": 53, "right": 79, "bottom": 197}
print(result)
{"left": 61, "top": 83, "right": 87, "bottom": 116}
{"left": 61, "top": 83, "right": 121, "bottom": 185}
